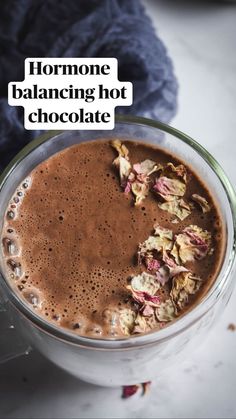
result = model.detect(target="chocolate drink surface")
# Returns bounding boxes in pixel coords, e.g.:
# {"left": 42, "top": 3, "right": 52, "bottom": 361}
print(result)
{"left": 1, "top": 139, "right": 225, "bottom": 338}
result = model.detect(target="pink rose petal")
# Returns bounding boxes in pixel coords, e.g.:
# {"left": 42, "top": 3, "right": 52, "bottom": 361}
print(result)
{"left": 153, "top": 176, "right": 185, "bottom": 200}
{"left": 141, "top": 304, "right": 154, "bottom": 317}
{"left": 122, "top": 385, "right": 140, "bottom": 399}
{"left": 124, "top": 181, "right": 131, "bottom": 194}
{"left": 156, "top": 266, "right": 170, "bottom": 286}
{"left": 146, "top": 258, "right": 161, "bottom": 272}
{"left": 133, "top": 163, "right": 142, "bottom": 174}
{"left": 122, "top": 382, "right": 151, "bottom": 399}
{"left": 162, "top": 252, "right": 176, "bottom": 268}
{"left": 132, "top": 290, "right": 160, "bottom": 307}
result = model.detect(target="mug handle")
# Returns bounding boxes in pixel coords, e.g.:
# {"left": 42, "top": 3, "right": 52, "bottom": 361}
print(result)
{"left": 0, "top": 291, "right": 31, "bottom": 364}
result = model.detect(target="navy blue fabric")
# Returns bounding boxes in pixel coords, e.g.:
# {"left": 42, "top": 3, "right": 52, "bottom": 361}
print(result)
{"left": 0, "top": 0, "right": 178, "bottom": 171}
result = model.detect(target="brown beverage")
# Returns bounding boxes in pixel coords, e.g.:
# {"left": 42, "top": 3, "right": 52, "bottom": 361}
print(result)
{"left": 1, "top": 139, "right": 225, "bottom": 338}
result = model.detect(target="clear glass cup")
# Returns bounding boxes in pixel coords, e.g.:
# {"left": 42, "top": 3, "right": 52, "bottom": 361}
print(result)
{"left": 0, "top": 115, "right": 235, "bottom": 386}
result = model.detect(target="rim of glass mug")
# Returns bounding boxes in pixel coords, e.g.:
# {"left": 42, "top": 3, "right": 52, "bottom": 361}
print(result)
{"left": 0, "top": 114, "right": 235, "bottom": 350}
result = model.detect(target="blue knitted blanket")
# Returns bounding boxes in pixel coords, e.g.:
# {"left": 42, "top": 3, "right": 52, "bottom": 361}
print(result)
{"left": 0, "top": 0, "right": 178, "bottom": 171}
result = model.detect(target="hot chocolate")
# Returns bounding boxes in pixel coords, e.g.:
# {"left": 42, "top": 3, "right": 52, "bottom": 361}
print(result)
{"left": 1, "top": 139, "right": 225, "bottom": 338}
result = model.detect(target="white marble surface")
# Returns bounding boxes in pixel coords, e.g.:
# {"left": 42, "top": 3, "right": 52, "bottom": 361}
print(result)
{"left": 1, "top": 1, "right": 236, "bottom": 418}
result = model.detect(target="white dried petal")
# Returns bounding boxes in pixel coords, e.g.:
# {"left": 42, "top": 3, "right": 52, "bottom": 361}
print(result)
{"left": 130, "top": 271, "right": 160, "bottom": 295}
{"left": 155, "top": 299, "right": 176, "bottom": 322}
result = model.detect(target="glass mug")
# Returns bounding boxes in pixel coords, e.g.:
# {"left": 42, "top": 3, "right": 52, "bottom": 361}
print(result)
{"left": 0, "top": 115, "right": 235, "bottom": 387}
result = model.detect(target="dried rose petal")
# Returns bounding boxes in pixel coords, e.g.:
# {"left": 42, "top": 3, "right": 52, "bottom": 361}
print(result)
{"left": 128, "top": 172, "right": 136, "bottom": 182}
{"left": 127, "top": 273, "right": 161, "bottom": 316}
{"left": 158, "top": 198, "right": 191, "bottom": 221}
{"left": 146, "top": 258, "right": 161, "bottom": 272}
{"left": 171, "top": 225, "right": 211, "bottom": 264}
{"left": 133, "top": 163, "right": 141, "bottom": 174}
{"left": 131, "top": 161, "right": 162, "bottom": 204}
{"left": 166, "top": 162, "right": 187, "bottom": 182}
{"left": 141, "top": 304, "right": 154, "bottom": 317}
{"left": 133, "top": 160, "right": 162, "bottom": 177}
{"left": 168, "top": 265, "right": 188, "bottom": 278}
{"left": 228, "top": 323, "right": 236, "bottom": 332}
{"left": 170, "top": 272, "right": 202, "bottom": 311}
{"left": 192, "top": 194, "right": 211, "bottom": 213}
{"left": 111, "top": 140, "right": 132, "bottom": 187}
{"left": 122, "top": 382, "right": 151, "bottom": 399}
{"left": 143, "top": 293, "right": 160, "bottom": 305}
{"left": 138, "top": 224, "right": 173, "bottom": 262}
{"left": 139, "top": 235, "right": 171, "bottom": 258}
{"left": 111, "top": 139, "right": 129, "bottom": 159}
{"left": 142, "top": 381, "right": 151, "bottom": 395}
{"left": 185, "top": 226, "right": 210, "bottom": 247}
{"left": 156, "top": 299, "right": 176, "bottom": 322}
{"left": 129, "top": 289, "right": 160, "bottom": 307}
{"left": 162, "top": 252, "right": 188, "bottom": 276}
{"left": 136, "top": 173, "right": 148, "bottom": 184}
{"left": 124, "top": 181, "right": 131, "bottom": 195}
{"left": 119, "top": 308, "right": 136, "bottom": 336}
{"left": 111, "top": 141, "right": 163, "bottom": 205}
{"left": 153, "top": 176, "right": 186, "bottom": 201}
{"left": 155, "top": 253, "right": 188, "bottom": 286}
{"left": 118, "top": 156, "right": 132, "bottom": 187}
{"left": 133, "top": 313, "right": 148, "bottom": 333}
{"left": 153, "top": 223, "right": 173, "bottom": 241}
{"left": 162, "top": 251, "right": 176, "bottom": 268}
{"left": 131, "top": 181, "right": 149, "bottom": 206}
{"left": 122, "top": 385, "right": 140, "bottom": 399}
{"left": 170, "top": 242, "right": 181, "bottom": 265}
{"left": 130, "top": 272, "right": 160, "bottom": 295}
{"left": 155, "top": 266, "right": 170, "bottom": 286}
{"left": 153, "top": 161, "right": 190, "bottom": 219}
